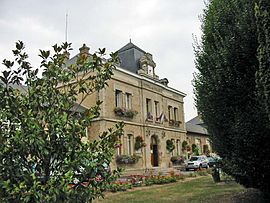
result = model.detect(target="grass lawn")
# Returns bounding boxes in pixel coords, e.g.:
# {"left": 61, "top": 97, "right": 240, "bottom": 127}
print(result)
{"left": 94, "top": 176, "right": 245, "bottom": 203}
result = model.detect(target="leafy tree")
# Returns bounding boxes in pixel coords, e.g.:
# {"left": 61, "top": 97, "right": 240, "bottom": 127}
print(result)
{"left": 0, "top": 41, "right": 124, "bottom": 202}
{"left": 194, "top": 0, "right": 270, "bottom": 194}
{"left": 256, "top": 0, "right": 270, "bottom": 121}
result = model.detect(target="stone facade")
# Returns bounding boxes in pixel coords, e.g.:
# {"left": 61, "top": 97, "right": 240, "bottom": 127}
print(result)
{"left": 68, "top": 42, "right": 187, "bottom": 171}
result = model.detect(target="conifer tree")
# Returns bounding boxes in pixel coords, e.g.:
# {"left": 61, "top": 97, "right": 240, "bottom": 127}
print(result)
{"left": 194, "top": 0, "right": 270, "bottom": 194}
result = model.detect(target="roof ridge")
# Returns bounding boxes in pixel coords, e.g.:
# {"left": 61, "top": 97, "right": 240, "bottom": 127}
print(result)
{"left": 118, "top": 42, "right": 146, "bottom": 54}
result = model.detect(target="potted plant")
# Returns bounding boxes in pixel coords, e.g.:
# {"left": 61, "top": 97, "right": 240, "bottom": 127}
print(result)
{"left": 182, "top": 140, "right": 188, "bottom": 151}
{"left": 134, "top": 136, "right": 146, "bottom": 151}
{"left": 192, "top": 144, "right": 199, "bottom": 156}
{"left": 166, "top": 140, "right": 175, "bottom": 152}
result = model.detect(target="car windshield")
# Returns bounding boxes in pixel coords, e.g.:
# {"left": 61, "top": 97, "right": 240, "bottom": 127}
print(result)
{"left": 189, "top": 157, "right": 199, "bottom": 161}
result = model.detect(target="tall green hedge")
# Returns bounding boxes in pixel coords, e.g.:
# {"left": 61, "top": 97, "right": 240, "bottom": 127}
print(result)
{"left": 194, "top": 0, "right": 270, "bottom": 195}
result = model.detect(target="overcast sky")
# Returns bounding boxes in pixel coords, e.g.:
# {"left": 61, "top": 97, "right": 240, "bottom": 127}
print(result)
{"left": 0, "top": 0, "right": 205, "bottom": 121}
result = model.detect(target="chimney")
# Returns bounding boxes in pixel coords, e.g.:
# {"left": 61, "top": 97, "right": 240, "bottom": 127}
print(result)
{"left": 79, "top": 43, "right": 90, "bottom": 57}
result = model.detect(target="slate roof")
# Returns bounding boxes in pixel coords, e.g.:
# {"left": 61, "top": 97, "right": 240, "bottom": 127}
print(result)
{"left": 118, "top": 42, "right": 146, "bottom": 54}
{"left": 117, "top": 42, "right": 146, "bottom": 74}
{"left": 186, "top": 116, "right": 209, "bottom": 135}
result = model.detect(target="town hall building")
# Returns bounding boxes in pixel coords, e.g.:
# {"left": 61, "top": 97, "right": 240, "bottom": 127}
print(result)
{"left": 67, "top": 42, "right": 187, "bottom": 172}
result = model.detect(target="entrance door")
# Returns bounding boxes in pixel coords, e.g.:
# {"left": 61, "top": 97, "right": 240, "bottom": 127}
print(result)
{"left": 151, "top": 136, "right": 159, "bottom": 167}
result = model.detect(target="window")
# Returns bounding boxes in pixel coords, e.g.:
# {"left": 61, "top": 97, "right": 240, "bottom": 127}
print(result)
{"left": 168, "top": 106, "right": 173, "bottom": 120}
{"left": 127, "top": 134, "right": 133, "bottom": 155}
{"left": 115, "top": 90, "right": 122, "bottom": 107}
{"left": 174, "top": 107, "right": 178, "bottom": 121}
{"left": 154, "top": 101, "right": 160, "bottom": 121}
{"left": 146, "top": 98, "right": 153, "bottom": 119}
{"left": 125, "top": 93, "right": 132, "bottom": 109}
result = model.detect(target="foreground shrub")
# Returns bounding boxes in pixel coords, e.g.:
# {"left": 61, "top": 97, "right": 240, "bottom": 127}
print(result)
{"left": 0, "top": 42, "right": 123, "bottom": 203}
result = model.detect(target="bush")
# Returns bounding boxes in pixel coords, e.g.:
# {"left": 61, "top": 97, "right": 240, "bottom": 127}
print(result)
{"left": 0, "top": 41, "right": 123, "bottom": 203}
{"left": 170, "top": 156, "right": 185, "bottom": 165}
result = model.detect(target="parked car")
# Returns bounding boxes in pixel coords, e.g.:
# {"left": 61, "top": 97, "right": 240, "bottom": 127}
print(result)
{"left": 185, "top": 155, "right": 209, "bottom": 171}
{"left": 207, "top": 156, "right": 222, "bottom": 168}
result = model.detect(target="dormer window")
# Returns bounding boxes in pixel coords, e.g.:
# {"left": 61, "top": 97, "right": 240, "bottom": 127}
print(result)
{"left": 138, "top": 53, "right": 158, "bottom": 78}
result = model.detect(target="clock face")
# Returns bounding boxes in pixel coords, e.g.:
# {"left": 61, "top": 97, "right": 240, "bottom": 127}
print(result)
{"left": 147, "top": 65, "right": 154, "bottom": 76}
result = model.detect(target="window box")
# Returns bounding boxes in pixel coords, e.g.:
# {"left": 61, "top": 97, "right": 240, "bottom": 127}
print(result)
{"left": 114, "top": 107, "right": 138, "bottom": 118}
{"left": 115, "top": 155, "right": 141, "bottom": 165}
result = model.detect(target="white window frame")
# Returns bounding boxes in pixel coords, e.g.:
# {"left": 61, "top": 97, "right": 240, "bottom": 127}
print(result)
{"left": 115, "top": 89, "right": 122, "bottom": 107}
{"left": 125, "top": 93, "right": 132, "bottom": 109}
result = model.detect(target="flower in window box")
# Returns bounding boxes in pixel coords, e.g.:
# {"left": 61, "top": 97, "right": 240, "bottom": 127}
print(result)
{"left": 114, "top": 107, "right": 124, "bottom": 116}
{"left": 114, "top": 107, "right": 137, "bottom": 118}
{"left": 125, "top": 109, "right": 138, "bottom": 118}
